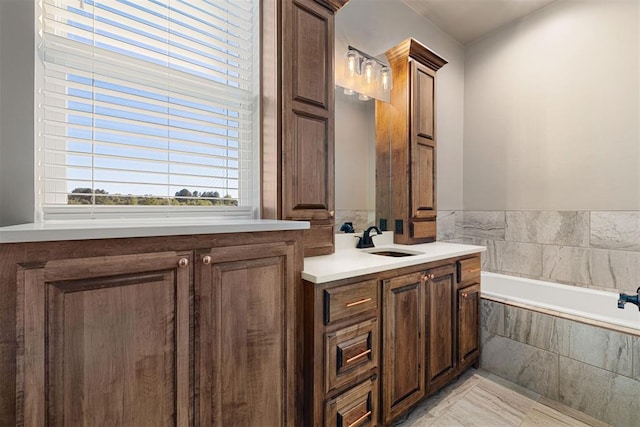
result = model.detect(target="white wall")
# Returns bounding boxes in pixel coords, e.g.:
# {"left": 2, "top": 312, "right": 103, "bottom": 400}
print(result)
{"left": 335, "top": 0, "right": 466, "bottom": 212}
{"left": 463, "top": 0, "right": 640, "bottom": 210}
{"left": 334, "top": 89, "right": 376, "bottom": 211}
{"left": 0, "top": 0, "right": 35, "bottom": 226}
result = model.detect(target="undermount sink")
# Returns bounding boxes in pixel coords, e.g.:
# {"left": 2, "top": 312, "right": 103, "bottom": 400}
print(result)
{"left": 362, "top": 247, "right": 423, "bottom": 257}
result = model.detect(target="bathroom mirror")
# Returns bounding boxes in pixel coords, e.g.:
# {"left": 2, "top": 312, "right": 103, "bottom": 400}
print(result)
{"left": 334, "top": 88, "right": 378, "bottom": 232}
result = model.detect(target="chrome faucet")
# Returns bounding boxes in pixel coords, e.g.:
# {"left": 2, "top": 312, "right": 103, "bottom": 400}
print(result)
{"left": 356, "top": 226, "right": 382, "bottom": 249}
{"left": 618, "top": 287, "right": 640, "bottom": 311}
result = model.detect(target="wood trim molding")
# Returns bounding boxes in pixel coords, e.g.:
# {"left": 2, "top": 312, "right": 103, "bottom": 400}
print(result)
{"left": 312, "top": 0, "right": 349, "bottom": 13}
{"left": 385, "top": 38, "right": 448, "bottom": 71}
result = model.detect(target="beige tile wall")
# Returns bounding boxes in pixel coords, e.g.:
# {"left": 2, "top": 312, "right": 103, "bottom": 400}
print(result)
{"left": 445, "top": 210, "right": 640, "bottom": 294}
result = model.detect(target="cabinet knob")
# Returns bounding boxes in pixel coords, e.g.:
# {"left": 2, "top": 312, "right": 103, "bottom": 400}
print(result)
{"left": 178, "top": 258, "right": 189, "bottom": 268}
{"left": 329, "top": 210, "right": 334, "bottom": 218}
{"left": 202, "top": 255, "right": 212, "bottom": 265}
{"left": 430, "top": 273, "right": 435, "bottom": 280}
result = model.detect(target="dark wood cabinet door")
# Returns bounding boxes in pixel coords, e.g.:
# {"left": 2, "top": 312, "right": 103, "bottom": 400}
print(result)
{"left": 282, "top": 0, "right": 334, "bottom": 224}
{"left": 458, "top": 284, "right": 481, "bottom": 371}
{"left": 280, "top": 0, "right": 336, "bottom": 256}
{"left": 410, "top": 61, "right": 436, "bottom": 221}
{"left": 426, "top": 264, "right": 457, "bottom": 393}
{"left": 195, "top": 242, "right": 297, "bottom": 426}
{"left": 382, "top": 272, "right": 425, "bottom": 423}
{"left": 16, "top": 252, "right": 192, "bottom": 426}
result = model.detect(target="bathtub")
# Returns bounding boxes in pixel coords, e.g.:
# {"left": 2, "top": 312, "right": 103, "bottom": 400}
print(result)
{"left": 481, "top": 271, "right": 640, "bottom": 334}
{"left": 479, "top": 272, "right": 640, "bottom": 426}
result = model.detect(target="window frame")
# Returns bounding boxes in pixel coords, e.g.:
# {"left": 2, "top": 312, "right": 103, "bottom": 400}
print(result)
{"left": 34, "top": 0, "right": 262, "bottom": 222}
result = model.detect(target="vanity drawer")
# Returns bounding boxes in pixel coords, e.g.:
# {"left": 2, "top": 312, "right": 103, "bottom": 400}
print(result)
{"left": 457, "top": 256, "right": 481, "bottom": 285}
{"left": 324, "top": 280, "right": 378, "bottom": 325}
{"left": 324, "top": 377, "right": 378, "bottom": 427}
{"left": 325, "top": 318, "right": 378, "bottom": 392}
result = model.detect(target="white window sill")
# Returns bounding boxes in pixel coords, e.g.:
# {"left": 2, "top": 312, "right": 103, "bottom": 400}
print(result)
{"left": 0, "top": 218, "right": 310, "bottom": 244}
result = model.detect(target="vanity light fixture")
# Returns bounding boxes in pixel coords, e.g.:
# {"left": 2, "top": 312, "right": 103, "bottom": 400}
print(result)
{"left": 343, "top": 45, "right": 392, "bottom": 101}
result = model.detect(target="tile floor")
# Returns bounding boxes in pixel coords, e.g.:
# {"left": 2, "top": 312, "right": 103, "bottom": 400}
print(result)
{"left": 393, "top": 369, "right": 610, "bottom": 427}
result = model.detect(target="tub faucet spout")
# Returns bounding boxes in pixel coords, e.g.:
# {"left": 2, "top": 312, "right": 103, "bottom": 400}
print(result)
{"left": 618, "top": 287, "right": 640, "bottom": 311}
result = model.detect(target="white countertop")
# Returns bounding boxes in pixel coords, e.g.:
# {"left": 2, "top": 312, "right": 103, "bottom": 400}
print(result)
{"left": 0, "top": 218, "right": 310, "bottom": 244}
{"left": 303, "top": 232, "right": 485, "bottom": 284}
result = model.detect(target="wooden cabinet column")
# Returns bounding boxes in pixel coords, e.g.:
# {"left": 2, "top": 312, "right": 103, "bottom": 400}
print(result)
{"left": 375, "top": 38, "right": 447, "bottom": 244}
{"left": 262, "top": 0, "right": 349, "bottom": 257}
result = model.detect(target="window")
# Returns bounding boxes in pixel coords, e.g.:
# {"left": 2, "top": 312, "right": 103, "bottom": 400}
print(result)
{"left": 36, "top": 0, "right": 259, "bottom": 220}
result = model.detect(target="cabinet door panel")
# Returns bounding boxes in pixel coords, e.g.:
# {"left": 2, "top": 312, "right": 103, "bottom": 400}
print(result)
{"left": 427, "top": 264, "right": 456, "bottom": 392}
{"left": 410, "top": 61, "right": 436, "bottom": 221}
{"left": 196, "top": 243, "right": 295, "bottom": 426}
{"left": 292, "top": 1, "right": 329, "bottom": 108}
{"left": 283, "top": 111, "right": 333, "bottom": 222}
{"left": 458, "top": 284, "right": 481, "bottom": 370}
{"left": 382, "top": 272, "right": 425, "bottom": 423}
{"left": 17, "top": 252, "right": 191, "bottom": 427}
{"left": 280, "top": 0, "right": 336, "bottom": 255}
{"left": 411, "top": 142, "right": 435, "bottom": 218}
{"left": 413, "top": 64, "right": 434, "bottom": 140}
{"left": 293, "top": 113, "right": 329, "bottom": 213}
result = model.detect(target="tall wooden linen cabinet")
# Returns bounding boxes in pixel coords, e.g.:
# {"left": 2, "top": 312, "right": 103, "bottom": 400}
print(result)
{"left": 263, "top": 0, "right": 350, "bottom": 257}
{"left": 376, "top": 39, "right": 447, "bottom": 244}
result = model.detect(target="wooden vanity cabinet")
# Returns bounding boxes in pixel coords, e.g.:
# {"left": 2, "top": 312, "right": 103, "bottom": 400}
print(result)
{"left": 375, "top": 38, "right": 447, "bottom": 244}
{"left": 12, "top": 230, "right": 303, "bottom": 427}
{"left": 304, "top": 253, "right": 482, "bottom": 426}
{"left": 263, "top": 0, "right": 350, "bottom": 257}
{"left": 304, "top": 255, "right": 480, "bottom": 426}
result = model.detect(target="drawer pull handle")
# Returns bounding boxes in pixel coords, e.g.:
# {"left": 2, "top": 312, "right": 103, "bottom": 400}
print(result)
{"left": 462, "top": 293, "right": 468, "bottom": 298}
{"left": 466, "top": 268, "right": 481, "bottom": 273}
{"left": 347, "top": 411, "right": 372, "bottom": 427}
{"left": 346, "top": 298, "right": 372, "bottom": 308}
{"left": 346, "top": 349, "right": 372, "bottom": 364}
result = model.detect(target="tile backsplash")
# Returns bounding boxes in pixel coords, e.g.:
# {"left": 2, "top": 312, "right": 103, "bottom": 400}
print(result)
{"left": 335, "top": 209, "right": 640, "bottom": 293}
{"left": 437, "top": 210, "right": 640, "bottom": 294}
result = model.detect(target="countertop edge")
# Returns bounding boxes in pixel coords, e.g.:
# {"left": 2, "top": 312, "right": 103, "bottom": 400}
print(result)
{"left": 302, "top": 245, "right": 486, "bottom": 284}
{"left": 0, "top": 219, "right": 310, "bottom": 244}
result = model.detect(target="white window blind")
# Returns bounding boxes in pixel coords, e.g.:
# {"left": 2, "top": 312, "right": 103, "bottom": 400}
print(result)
{"left": 36, "top": 0, "right": 258, "bottom": 220}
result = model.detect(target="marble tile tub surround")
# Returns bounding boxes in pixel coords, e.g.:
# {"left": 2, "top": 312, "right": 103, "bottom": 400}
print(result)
{"left": 480, "top": 299, "right": 640, "bottom": 426}
{"left": 460, "top": 210, "right": 640, "bottom": 294}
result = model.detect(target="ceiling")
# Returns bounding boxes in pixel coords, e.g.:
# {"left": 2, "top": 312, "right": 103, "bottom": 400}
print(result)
{"left": 400, "top": 0, "right": 558, "bottom": 45}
